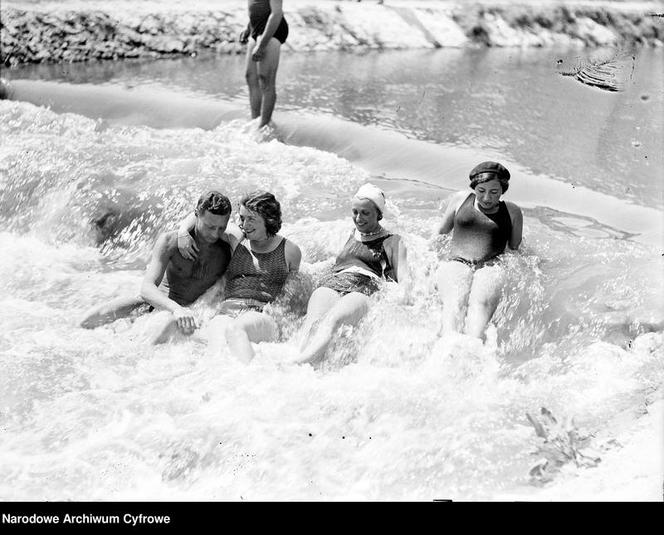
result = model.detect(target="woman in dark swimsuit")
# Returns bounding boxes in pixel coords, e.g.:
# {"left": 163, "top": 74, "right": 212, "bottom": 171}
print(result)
{"left": 435, "top": 161, "right": 523, "bottom": 341}
{"left": 239, "top": 0, "right": 288, "bottom": 128}
{"left": 293, "top": 184, "right": 410, "bottom": 365}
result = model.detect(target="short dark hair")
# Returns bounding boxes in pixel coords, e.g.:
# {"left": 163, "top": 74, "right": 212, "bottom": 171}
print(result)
{"left": 469, "top": 161, "right": 510, "bottom": 193}
{"left": 240, "top": 190, "right": 282, "bottom": 236}
{"left": 195, "top": 191, "right": 232, "bottom": 216}
{"left": 471, "top": 173, "right": 510, "bottom": 193}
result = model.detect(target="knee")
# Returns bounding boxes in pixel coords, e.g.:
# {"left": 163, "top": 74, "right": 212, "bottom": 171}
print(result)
{"left": 223, "top": 321, "right": 246, "bottom": 342}
{"left": 325, "top": 314, "right": 343, "bottom": 332}
{"left": 245, "top": 70, "right": 258, "bottom": 85}
{"left": 470, "top": 293, "right": 500, "bottom": 310}
{"left": 148, "top": 316, "right": 178, "bottom": 345}
{"left": 223, "top": 322, "right": 238, "bottom": 338}
{"left": 257, "top": 73, "right": 275, "bottom": 91}
{"left": 79, "top": 315, "right": 96, "bottom": 329}
{"left": 310, "top": 312, "right": 338, "bottom": 337}
{"left": 324, "top": 306, "right": 362, "bottom": 332}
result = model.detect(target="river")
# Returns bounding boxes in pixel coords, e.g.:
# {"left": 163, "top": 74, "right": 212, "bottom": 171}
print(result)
{"left": 0, "top": 45, "right": 662, "bottom": 500}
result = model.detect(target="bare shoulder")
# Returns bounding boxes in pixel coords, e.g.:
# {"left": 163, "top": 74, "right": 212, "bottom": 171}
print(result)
{"left": 283, "top": 237, "right": 302, "bottom": 270}
{"left": 456, "top": 190, "right": 473, "bottom": 202}
{"left": 504, "top": 201, "right": 523, "bottom": 219}
{"left": 158, "top": 231, "right": 179, "bottom": 251}
{"left": 284, "top": 237, "right": 302, "bottom": 258}
{"left": 151, "top": 231, "right": 178, "bottom": 259}
{"left": 385, "top": 232, "right": 402, "bottom": 247}
{"left": 448, "top": 190, "right": 471, "bottom": 211}
{"left": 385, "top": 232, "right": 406, "bottom": 254}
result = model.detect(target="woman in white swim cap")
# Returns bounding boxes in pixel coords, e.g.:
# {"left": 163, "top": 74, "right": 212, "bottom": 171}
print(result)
{"left": 292, "top": 183, "right": 411, "bottom": 365}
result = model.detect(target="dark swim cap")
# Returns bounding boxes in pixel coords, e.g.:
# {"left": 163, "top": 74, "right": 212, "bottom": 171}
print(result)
{"left": 469, "top": 161, "right": 510, "bottom": 192}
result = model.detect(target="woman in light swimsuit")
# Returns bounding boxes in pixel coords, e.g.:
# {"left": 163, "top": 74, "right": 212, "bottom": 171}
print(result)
{"left": 435, "top": 161, "right": 523, "bottom": 341}
{"left": 178, "top": 191, "right": 301, "bottom": 362}
{"left": 292, "top": 184, "right": 410, "bottom": 365}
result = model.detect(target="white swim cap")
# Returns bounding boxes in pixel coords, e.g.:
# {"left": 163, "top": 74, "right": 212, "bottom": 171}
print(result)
{"left": 353, "top": 183, "right": 386, "bottom": 213}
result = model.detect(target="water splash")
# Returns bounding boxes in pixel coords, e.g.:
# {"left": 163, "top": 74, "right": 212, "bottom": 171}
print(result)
{"left": 0, "top": 95, "right": 662, "bottom": 500}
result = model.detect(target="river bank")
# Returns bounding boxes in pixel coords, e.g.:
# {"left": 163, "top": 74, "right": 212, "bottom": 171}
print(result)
{"left": 2, "top": 0, "right": 663, "bottom": 67}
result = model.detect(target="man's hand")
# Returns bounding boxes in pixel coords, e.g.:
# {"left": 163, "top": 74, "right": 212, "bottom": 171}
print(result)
{"left": 174, "top": 307, "right": 197, "bottom": 335}
{"left": 239, "top": 27, "right": 250, "bottom": 44}
{"left": 251, "top": 42, "right": 265, "bottom": 62}
{"left": 177, "top": 233, "right": 199, "bottom": 261}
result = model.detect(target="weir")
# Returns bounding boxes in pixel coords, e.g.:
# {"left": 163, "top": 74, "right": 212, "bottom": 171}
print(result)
{"left": 2, "top": 78, "right": 661, "bottom": 245}
{"left": 0, "top": 68, "right": 662, "bottom": 501}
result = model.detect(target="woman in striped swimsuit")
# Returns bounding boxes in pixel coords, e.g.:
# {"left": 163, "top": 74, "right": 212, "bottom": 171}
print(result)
{"left": 179, "top": 191, "right": 301, "bottom": 362}
{"left": 435, "top": 161, "right": 523, "bottom": 341}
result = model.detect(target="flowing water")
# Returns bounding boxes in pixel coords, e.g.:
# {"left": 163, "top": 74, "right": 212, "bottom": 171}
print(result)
{"left": 0, "top": 46, "right": 662, "bottom": 500}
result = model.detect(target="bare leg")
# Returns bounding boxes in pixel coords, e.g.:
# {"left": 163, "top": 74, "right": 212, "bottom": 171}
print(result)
{"left": 298, "top": 287, "right": 341, "bottom": 351}
{"left": 465, "top": 264, "right": 505, "bottom": 341}
{"left": 222, "top": 311, "right": 278, "bottom": 364}
{"left": 245, "top": 40, "right": 261, "bottom": 119}
{"left": 256, "top": 38, "right": 281, "bottom": 128}
{"left": 79, "top": 295, "right": 145, "bottom": 328}
{"left": 295, "top": 292, "right": 370, "bottom": 366}
{"left": 436, "top": 261, "right": 474, "bottom": 336}
{"left": 146, "top": 310, "right": 179, "bottom": 345}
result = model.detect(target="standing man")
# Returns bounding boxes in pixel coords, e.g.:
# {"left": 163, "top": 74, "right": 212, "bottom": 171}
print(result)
{"left": 240, "top": 0, "right": 288, "bottom": 128}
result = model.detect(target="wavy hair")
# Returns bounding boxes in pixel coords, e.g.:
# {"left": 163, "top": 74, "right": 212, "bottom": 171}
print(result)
{"left": 195, "top": 190, "right": 232, "bottom": 216}
{"left": 240, "top": 190, "right": 282, "bottom": 236}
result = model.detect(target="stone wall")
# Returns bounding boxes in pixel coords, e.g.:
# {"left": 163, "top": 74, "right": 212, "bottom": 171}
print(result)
{"left": 2, "top": 1, "right": 663, "bottom": 67}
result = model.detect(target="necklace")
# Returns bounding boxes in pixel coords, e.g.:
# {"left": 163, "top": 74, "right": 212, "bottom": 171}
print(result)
{"left": 358, "top": 226, "right": 385, "bottom": 239}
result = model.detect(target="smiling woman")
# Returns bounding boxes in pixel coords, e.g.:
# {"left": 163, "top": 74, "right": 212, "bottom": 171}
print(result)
{"left": 435, "top": 161, "right": 523, "bottom": 341}
{"left": 292, "top": 183, "right": 411, "bottom": 366}
{"left": 178, "top": 190, "right": 302, "bottom": 363}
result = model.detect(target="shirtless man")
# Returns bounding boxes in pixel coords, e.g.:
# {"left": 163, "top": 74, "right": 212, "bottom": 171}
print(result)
{"left": 79, "top": 191, "right": 239, "bottom": 344}
{"left": 239, "top": 0, "right": 288, "bottom": 128}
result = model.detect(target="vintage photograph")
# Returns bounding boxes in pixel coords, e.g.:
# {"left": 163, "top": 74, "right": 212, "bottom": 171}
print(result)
{"left": 0, "top": 0, "right": 662, "bottom": 502}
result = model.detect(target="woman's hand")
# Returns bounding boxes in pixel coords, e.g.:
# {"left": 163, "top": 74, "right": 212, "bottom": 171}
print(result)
{"left": 251, "top": 42, "right": 265, "bottom": 62}
{"left": 177, "top": 233, "right": 199, "bottom": 261}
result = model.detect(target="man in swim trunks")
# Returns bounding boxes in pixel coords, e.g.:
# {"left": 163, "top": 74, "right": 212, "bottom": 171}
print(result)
{"left": 79, "top": 191, "right": 239, "bottom": 344}
{"left": 435, "top": 161, "right": 523, "bottom": 341}
{"left": 239, "top": 0, "right": 288, "bottom": 128}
